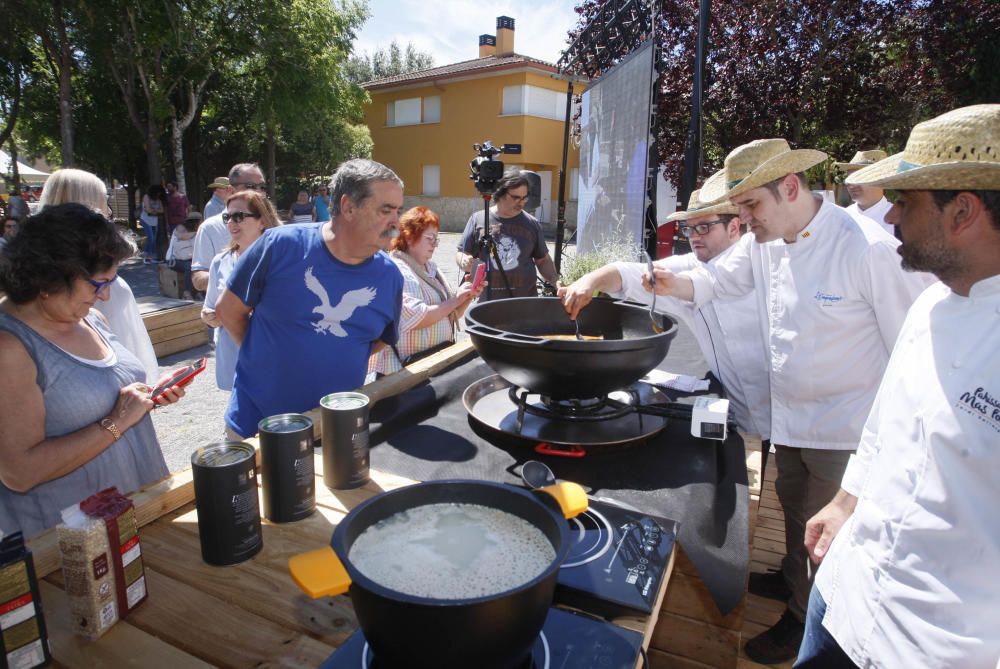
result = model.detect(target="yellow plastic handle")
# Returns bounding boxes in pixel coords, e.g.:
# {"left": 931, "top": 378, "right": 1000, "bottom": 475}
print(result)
{"left": 539, "top": 481, "right": 589, "bottom": 519}
{"left": 288, "top": 546, "right": 352, "bottom": 598}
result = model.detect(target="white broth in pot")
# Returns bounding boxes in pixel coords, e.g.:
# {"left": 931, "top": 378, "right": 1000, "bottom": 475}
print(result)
{"left": 348, "top": 502, "right": 555, "bottom": 599}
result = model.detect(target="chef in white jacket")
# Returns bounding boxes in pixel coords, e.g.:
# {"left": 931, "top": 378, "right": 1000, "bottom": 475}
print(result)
{"left": 644, "top": 139, "right": 932, "bottom": 664}
{"left": 799, "top": 104, "right": 1000, "bottom": 669}
{"left": 560, "top": 170, "right": 771, "bottom": 442}
{"left": 836, "top": 150, "right": 895, "bottom": 236}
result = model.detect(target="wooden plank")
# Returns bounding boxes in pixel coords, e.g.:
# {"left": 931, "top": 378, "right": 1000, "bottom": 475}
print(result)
{"left": 140, "top": 304, "right": 202, "bottom": 329}
{"left": 650, "top": 610, "right": 740, "bottom": 669}
{"left": 750, "top": 548, "right": 783, "bottom": 570}
{"left": 152, "top": 330, "right": 210, "bottom": 357}
{"left": 122, "top": 568, "right": 335, "bottom": 669}
{"left": 146, "top": 318, "right": 206, "bottom": 344}
{"left": 135, "top": 505, "right": 359, "bottom": 647}
{"left": 743, "top": 593, "right": 786, "bottom": 627}
{"left": 39, "top": 581, "right": 212, "bottom": 669}
{"left": 136, "top": 295, "right": 195, "bottom": 314}
{"left": 756, "top": 515, "right": 785, "bottom": 532}
{"left": 647, "top": 648, "right": 720, "bottom": 669}
{"left": 757, "top": 505, "right": 784, "bottom": 522}
{"left": 659, "top": 570, "right": 744, "bottom": 631}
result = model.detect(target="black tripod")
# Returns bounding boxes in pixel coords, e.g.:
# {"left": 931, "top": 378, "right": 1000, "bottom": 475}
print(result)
{"left": 473, "top": 193, "right": 513, "bottom": 301}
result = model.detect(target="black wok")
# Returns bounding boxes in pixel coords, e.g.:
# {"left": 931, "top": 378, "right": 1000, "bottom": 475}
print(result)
{"left": 465, "top": 297, "right": 678, "bottom": 400}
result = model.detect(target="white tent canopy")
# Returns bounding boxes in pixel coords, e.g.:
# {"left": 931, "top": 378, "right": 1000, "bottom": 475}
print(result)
{"left": 1, "top": 150, "right": 51, "bottom": 185}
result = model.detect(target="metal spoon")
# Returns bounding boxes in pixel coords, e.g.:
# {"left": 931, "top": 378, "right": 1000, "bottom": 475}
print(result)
{"left": 642, "top": 250, "right": 665, "bottom": 334}
{"left": 520, "top": 460, "right": 557, "bottom": 489}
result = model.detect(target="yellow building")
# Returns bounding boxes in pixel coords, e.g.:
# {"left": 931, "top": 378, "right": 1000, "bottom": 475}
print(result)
{"left": 363, "top": 16, "right": 585, "bottom": 231}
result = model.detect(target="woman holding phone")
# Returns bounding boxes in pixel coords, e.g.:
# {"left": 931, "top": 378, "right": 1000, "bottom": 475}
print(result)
{"left": 0, "top": 205, "right": 185, "bottom": 537}
{"left": 368, "top": 206, "right": 483, "bottom": 376}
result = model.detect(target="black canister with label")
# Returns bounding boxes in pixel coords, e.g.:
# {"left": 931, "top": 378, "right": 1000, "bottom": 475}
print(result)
{"left": 191, "top": 442, "right": 263, "bottom": 566}
{"left": 257, "top": 413, "right": 316, "bottom": 523}
{"left": 320, "top": 392, "right": 371, "bottom": 489}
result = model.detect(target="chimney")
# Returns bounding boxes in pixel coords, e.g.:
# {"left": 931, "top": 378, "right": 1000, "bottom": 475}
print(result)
{"left": 496, "top": 16, "right": 515, "bottom": 56}
{"left": 479, "top": 34, "right": 496, "bottom": 58}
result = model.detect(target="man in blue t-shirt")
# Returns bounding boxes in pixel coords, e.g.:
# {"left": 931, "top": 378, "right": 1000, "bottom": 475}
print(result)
{"left": 216, "top": 159, "right": 405, "bottom": 437}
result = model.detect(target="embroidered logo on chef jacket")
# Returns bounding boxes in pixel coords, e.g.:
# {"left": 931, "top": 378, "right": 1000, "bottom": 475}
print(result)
{"left": 956, "top": 386, "right": 1000, "bottom": 433}
{"left": 813, "top": 290, "right": 844, "bottom": 306}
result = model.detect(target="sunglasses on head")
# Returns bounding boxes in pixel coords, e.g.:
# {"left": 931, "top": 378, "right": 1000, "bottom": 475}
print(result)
{"left": 222, "top": 211, "right": 260, "bottom": 224}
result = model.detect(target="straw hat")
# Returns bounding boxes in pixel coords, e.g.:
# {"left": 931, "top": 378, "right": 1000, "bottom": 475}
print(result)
{"left": 835, "top": 150, "right": 888, "bottom": 172}
{"left": 847, "top": 105, "right": 1000, "bottom": 190}
{"left": 703, "top": 139, "right": 827, "bottom": 203}
{"left": 665, "top": 170, "right": 738, "bottom": 222}
{"left": 207, "top": 176, "right": 230, "bottom": 190}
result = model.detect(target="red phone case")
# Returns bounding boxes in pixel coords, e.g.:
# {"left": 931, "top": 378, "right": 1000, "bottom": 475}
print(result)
{"left": 151, "top": 357, "right": 206, "bottom": 403}
{"left": 471, "top": 263, "right": 487, "bottom": 290}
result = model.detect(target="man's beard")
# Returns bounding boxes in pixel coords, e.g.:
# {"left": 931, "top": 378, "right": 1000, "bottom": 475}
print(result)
{"left": 898, "top": 235, "right": 960, "bottom": 281}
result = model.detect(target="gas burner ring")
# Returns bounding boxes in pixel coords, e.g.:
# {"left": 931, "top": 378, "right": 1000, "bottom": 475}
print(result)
{"left": 562, "top": 506, "right": 615, "bottom": 568}
{"left": 507, "top": 386, "right": 635, "bottom": 423}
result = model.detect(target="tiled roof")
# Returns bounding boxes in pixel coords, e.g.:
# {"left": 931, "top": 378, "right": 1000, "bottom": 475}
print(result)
{"left": 362, "top": 53, "right": 560, "bottom": 90}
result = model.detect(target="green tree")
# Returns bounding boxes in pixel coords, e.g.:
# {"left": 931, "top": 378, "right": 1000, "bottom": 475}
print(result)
{"left": 344, "top": 40, "right": 435, "bottom": 84}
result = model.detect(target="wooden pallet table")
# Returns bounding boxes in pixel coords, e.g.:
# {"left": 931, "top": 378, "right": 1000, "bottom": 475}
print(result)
{"left": 137, "top": 295, "right": 209, "bottom": 357}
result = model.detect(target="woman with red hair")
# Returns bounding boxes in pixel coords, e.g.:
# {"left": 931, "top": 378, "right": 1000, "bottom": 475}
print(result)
{"left": 369, "top": 207, "right": 483, "bottom": 375}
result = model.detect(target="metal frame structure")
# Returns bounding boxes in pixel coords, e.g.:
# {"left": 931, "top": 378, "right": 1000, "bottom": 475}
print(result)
{"left": 555, "top": 0, "right": 660, "bottom": 268}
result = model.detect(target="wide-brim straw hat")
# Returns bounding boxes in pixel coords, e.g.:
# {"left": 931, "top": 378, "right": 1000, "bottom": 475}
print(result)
{"left": 847, "top": 105, "right": 1000, "bottom": 190}
{"left": 702, "top": 139, "right": 827, "bottom": 204}
{"left": 835, "top": 150, "right": 888, "bottom": 172}
{"left": 665, "top": 170, "right": 738, "bottom": 222}
{"left": 207, "top": 176, "right": 230, "bottom": 190}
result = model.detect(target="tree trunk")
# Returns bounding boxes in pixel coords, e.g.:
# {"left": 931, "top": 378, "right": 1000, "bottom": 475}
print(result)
{"left": 146, "top": 119, "right": 161, "bottom": 186}
{"left": 0, "top": 62, "right": 21, "bottom": 149}
{"left": 54, "top": 0, "right": 75, "bottom": 166}
{"left": 266, "top": 123, "right": 277, "bottom": 201}
{"left": 8, "top": 139, "right": 21, "bottom": 190}
{"left": 171, "top": 116, "right": 187, "bottom": 194}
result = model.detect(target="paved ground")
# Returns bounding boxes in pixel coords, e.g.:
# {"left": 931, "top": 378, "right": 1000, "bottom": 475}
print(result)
{"left": 123, "top": 231, "right": 704, "bottom": 474}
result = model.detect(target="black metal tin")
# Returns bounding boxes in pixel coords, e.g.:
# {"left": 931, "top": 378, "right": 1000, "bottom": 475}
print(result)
{"left": 320, "top": 392, "right": 371, "bottom": 490}
{"left": 258, "top": 413, "right": 316, "bottom": 523}
{"left": 191, "top": 441, "right": 263, "bottom": 566}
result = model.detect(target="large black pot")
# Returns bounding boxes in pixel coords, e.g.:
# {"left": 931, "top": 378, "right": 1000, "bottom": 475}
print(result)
{"left": 465, "top": 297, "right": 678, "bottom": 399}
{"left": 289, "top": 479, "right": 587, "bottom": 669}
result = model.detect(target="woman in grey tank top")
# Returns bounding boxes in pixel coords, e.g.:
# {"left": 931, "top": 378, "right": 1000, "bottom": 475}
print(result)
{"left": 0, "top": 205, "right": 186, "bottom": 537}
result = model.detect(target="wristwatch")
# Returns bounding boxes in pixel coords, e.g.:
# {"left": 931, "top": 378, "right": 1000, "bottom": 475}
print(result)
{"left": 100, "top": 417, "right": 122, "bottom": 442}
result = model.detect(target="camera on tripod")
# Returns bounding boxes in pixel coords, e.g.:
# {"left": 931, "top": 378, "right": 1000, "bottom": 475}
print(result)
{"left": 469, "top": 141, "right": 517, "bottom": 194}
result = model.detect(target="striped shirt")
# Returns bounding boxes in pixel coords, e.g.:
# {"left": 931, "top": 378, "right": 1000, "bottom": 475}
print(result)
{"left": 369, "top": 256, "right": 454, "bottom": 375}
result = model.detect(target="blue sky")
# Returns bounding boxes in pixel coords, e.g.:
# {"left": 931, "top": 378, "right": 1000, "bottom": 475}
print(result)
{"left": 352, "top": 0, "right": 581, "bottom": 67}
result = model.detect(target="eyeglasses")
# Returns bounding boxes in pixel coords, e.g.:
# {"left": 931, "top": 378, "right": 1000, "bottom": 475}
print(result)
{"left": 222, "top": 211, "right": 261, "bottom": 224}
{"left": 507, "top": 193, "right": 529, "bottom": 203}
{"left": 86, "top": 275, "right": 117, "bottom": 294}
{"left": 678, "top": 220, "right": 724, "bottom": 238}
{"left": 234, "top": 182, "right": 267, "bottom": 192}
{"left": 422, "top": 233, "right": 440, "bottom": 245}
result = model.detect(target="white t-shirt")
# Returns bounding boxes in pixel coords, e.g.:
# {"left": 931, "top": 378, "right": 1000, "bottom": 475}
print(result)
{"left": 94, "top": 278, "right": 159, "bottom": 383}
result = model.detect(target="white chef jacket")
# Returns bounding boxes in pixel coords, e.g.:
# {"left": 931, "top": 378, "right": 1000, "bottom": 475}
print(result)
{"left": 816, "top": 274, "right": 1000, "bottom": 668}
{"left": 94, "top": 278, "right": 159, "bottom": 383}
{"left": 681, "top": 200, "right": 932, "bottom": 449}
{"left": 846, "top": 197, "right": 893, "bottom": 237}
{"left": 610, "top": 254, "right": 771, "bottom": 439}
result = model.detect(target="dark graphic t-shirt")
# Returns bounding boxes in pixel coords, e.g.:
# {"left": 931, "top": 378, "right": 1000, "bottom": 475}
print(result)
{"left": 459, "top": 209, "right": 547, "bottom": 298}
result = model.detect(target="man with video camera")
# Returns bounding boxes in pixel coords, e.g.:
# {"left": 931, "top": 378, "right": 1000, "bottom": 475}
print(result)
{"left": 456, "top": 169, "right": 559, "bottom": 299}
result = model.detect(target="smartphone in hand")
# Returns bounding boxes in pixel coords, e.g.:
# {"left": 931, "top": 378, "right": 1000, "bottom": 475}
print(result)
{"left": 471, "top": 262, "right": 487, "bottom": 291}
{"left": 149, "top": 357, "right": 207, "bottom": 404}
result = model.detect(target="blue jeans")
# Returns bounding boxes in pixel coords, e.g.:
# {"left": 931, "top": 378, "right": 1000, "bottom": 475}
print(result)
{"left": 140, "top": 219, "right": 158, "bottom": 258}
{"left": 794, "top": 587, "right": 857, "bottom": 668}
